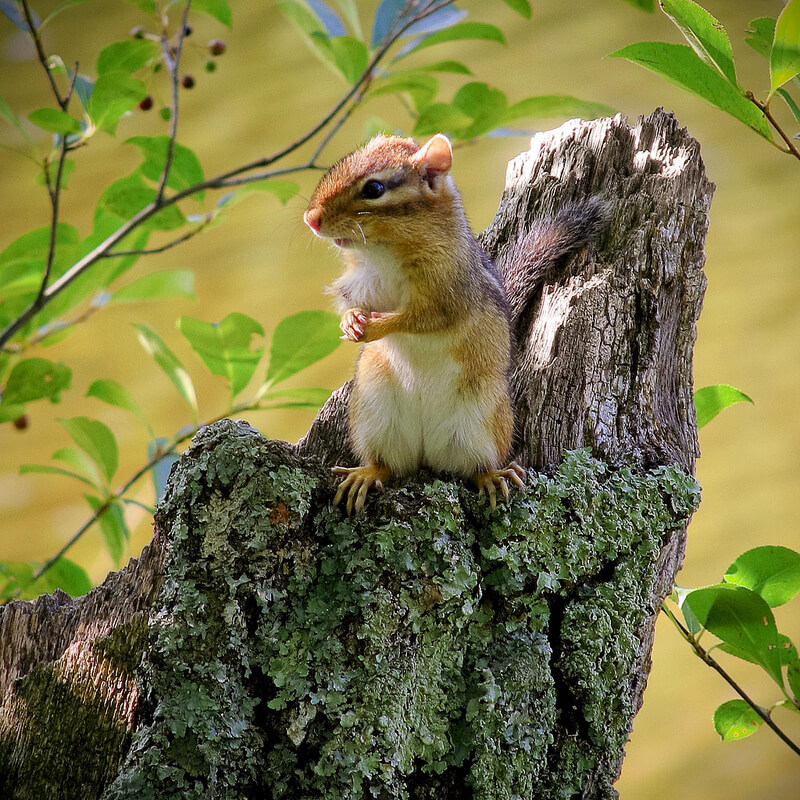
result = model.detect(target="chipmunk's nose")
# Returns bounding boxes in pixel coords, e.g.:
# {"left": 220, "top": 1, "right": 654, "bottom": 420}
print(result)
{"left": 304, "top": 207, "right": 322, "bottom": 233}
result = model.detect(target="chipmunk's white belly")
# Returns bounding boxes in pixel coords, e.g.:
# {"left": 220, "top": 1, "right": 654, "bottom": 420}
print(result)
{"left": 353, "top": 333, "right": 501, "bottom": 477}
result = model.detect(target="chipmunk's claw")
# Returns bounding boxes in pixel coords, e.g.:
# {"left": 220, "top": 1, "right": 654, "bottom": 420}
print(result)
{"left": 473, "top": 461, "right": 526, "bottom": 509}
{"left": 340, "top": 307, "right": 369, "bottom": 342}
{"left": 332, "top": 464, "right": 390, "bottom": 516}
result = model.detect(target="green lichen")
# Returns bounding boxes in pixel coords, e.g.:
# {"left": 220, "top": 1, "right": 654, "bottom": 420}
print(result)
{"left": 103, "top": 421, "right": 700, "bottom": 800}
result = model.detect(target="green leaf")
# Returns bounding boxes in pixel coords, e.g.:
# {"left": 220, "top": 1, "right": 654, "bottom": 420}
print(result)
{"left": 684, "top": 584, "right": 784, "bottom": 688}
{"left": 777, "top": 87, "right": 800, "bottom": 126}
{"left": 500, "top": 0, "right": 531, "bottom": 18}
{"left": 86, "top": 495, "right": 128, "bottom": 565}
{"left": 260, "top": 386, "right": 332, "bottom": 409}
{"left": 97, "top": 39, "right": 159, "bottom": 75}
{"left": 265, "top": 310, "right": 341, "bottom": 386}
{"left": 216, "top": 179, "right": 300, "bottom": 210}
{"left": 330, "top": 36, "right": 368, "bottom": 83}
{"left": 771, "top": 0, "right": 800, "bottom": 97}
{"left": 717, "top": 633, "right": 797, "bottom": 667}
{"left": 134, "top": 323, "right": 198, "bottom": 418}
{"left": 88, "top": 72, "right": 147, "bottom": 135}
{"left": 450, "top": 82, "right": 508, "bottom": 138}
{"left": 405, "top": 22, "right": 507, "bottom": 56}
{"left": 609, "top": 42, "right": 773, "bottom": 141}
{"left": 660, "top": 0, "right": 738, "bottom": 87}
{"left": 694, "top": 383, "right": 753, "bottom": 428}
{"left": 413, "top": 103, "right": 473, "bottom": 137}
{"left": 503, "top": 95, "right": 615, "bottom": 124}
{"left": 36, "top": 158, "right": 76, "bottom": 191}
{"left": 278, "top": 0, "right": 326, "bottom": 38}
{"left": 713, "top": 699, "right": 763, "bottom": 741}
{"left": 333, "top": 0, "right": 361, "bottom": 37}
{"left": 194, "top": 0, "right": 232, "bottom": 26}
{"left": 724, "top": 546, "right": 800, "bottom": 607}
{"left": 53, "top": 446, "right": 105, "bottom": 487}
{"left": 19, "top": 462, "right": 98, "bottom": 489}
{"left": 179, "top": 313, "right": 264, "bottom": 398}
{"left": 0, "top": 94, "right": 34, "bottom": 144}
{"left": 744, "top": 17, "right": 776, "bottom": 59}
{"left": 27, "top": 108, "right": 81, "bottom": 135}
{"left": 674, "top": 584, "right": 701, "bottom": 634}
{"left": 43, "top": 557, "right": 92, "bottom": 597}
{"left": 126, "top": 135, "right": 205, "bottom": 197}
{"left": 0, "top": 561, "right": 35, "bottom": 600}
{"left": 40, "top": 0, "right": 94, "bottom": 29}
{"left": 1, "top": 358, "right": 71, "bottom": 406}
{"left": 99, "top": 171, "right": 186, "bottom": 230}
{"left": 369, "top": 73, "right": 439, "bottom": 112}
{"left": 57, "top": 416, "right": 118, "bottom": 485}
{"left": 87, "top": 379, "right": 147, "bottom": 422}
{"left": 109, "top": 270, "right": 195, "bottom": 303}
{"left": 404, "top": 59, "right": 472, "bottom": 75}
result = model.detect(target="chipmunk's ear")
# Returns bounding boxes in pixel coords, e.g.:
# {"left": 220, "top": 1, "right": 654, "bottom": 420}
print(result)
{"left": 410, "top": 134, "right": 452, "bottom": 186}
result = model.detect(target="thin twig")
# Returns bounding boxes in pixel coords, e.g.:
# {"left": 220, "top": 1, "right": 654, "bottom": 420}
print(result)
{"left": 748, "top": 92, "right": 800, "bottom": 160}
{"left": 20, "top": 0, "right": 65, "bottom": 109}
{"left": 156, "top": 0, "right": 192, "bottom": 203}
{"left": 104, "top": 219, "right": 210, "bottom": 257}
{"left": 662, "top": 603, "right": 800, "bottom": 758}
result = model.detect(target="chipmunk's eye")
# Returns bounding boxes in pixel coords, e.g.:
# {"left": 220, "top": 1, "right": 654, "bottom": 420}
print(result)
{"left": 361, "top": 180, "right": 385, "bottom": 200}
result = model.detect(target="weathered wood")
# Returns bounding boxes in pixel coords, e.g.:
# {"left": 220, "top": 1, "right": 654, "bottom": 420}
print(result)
{"left": 0, "top": 109, "right": 711, "bottom": 800}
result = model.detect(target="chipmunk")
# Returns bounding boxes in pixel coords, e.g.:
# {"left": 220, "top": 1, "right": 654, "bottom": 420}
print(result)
{"left": 304, "top": 133, "right": 601, "bottom": 515}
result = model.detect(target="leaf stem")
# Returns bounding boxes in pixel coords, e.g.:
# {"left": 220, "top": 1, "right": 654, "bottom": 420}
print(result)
{"left": 747, "top": 93, "right": 800, "bottom": 160}
{"left": 662, "top": 602, "right": 800, "bottom": 758}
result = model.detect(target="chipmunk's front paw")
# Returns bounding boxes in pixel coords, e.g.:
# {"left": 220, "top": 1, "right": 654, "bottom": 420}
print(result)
{"left": 340, "top": 308, "right": 369, "bottom": 342}
{"left": 472, "top": 461, "right": 526, "bottom": 509}
{"left": 332, "top": 464, "right": 391, "bottom": 516}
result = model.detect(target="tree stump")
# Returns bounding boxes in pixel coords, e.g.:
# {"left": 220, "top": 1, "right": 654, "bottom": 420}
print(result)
{"left": 0, "top": 108, "right": 712, "bottom": 800}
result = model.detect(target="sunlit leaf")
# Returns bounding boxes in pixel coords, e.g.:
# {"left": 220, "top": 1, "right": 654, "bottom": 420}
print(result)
{"left": 87, "top": 378, "right": 148, "bottom": 423}
{"left": 88, "top": 72, "right": 147, "bottom": 135}
{"left": 19, "top": 462, "right": 98, "bottom": 489}
{"left": 694, "top": 383, "right": 753, "bottom": 428}
{"left": 404, "top": 22, "right": 506, "bottom": 56}
{"left": 99, "top": 172, "right": 186, "bottom": 230}
{"left": 744, "top": 17, "right": 776, "bottom": 59}
{"left": 451, "top": 82, "right": 508, "bottom": 138}
{"left": 109, "top": 270, "right": 195, "bottom": 304}
{"left": 314, "top": 35, "right": 369, "bottom": 83}
{"left": 216, "top": 179, "right": 300, "bottom": 209}
{"left": 660, "top": 0, "right": 738, "bottom": 87}
{"left": 42, "top": 557, "right": 92, "bottom": 596}
{"left": 179, "top": 313, "right": 265, "bottom": 398}
{"left": 57, "top": 416, "right": 118, "bottom": 484}
{"left": 771, "top": 0, "right": 800, "bottom": 97}
{"left": 126, "top": 136, "right": 205, "bottom": 198}
{"left": 724, "top": 546, "right": 800, "bottom": 607}
{"left": 134, "top": 323, "right": 198, "bottom": 418}
{"left": 413, "top": 103, "right": 473, "bottom": 137}
{"left": 504, "top": 95, "right": 615, "bottom": 123}
{"left": 265, "top": 310, "right": 341, "bottom": 386}
{"left": 27, "top": 108, "right": 81, "bottom": 135}
{"left": 684, "top": 583, "right": 784, "bottom": 688}
{"left": 369, "top": 73, "right": 439, "bottom": 112}
{"left": 97, "top": 39, "right": 159, "bottom": 75}
{"left": 404, "top": 59, "right": 472, "bottom": 75}
{"left": 194, "top": 0, "right": 232, "bottom": 27}
{"left": 777, "top": 87, "right": 800, "bottom": 126}
{"left": 53, "top": 446, "right": 105, "bottom": 487}
{"left": 713, "top": 699, "right": 763, "bottom": 741}
{"left": 500, "top": 0, "right": 531, "bottom": 19}
{"left": 1, "top": 358, "right": 71, "bottom": 406}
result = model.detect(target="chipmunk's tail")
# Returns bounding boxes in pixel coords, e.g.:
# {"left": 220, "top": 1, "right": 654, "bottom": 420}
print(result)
{"left": 501, "top": 198, "right": 607, "bottom": 324}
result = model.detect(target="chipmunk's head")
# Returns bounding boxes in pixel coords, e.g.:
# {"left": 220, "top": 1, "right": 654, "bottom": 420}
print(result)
{"left": 304, "top": 133, "right": 455, "bottom": 250}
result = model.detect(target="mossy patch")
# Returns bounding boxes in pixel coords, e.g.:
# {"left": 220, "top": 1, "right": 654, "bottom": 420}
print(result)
{"left": 103, "top": 420, "right": 699, "bottom": 800}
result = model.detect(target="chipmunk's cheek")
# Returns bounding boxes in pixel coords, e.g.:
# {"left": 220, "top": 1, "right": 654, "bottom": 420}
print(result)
{"left": 334, "top": 238, "right": 353, "bottom": 248}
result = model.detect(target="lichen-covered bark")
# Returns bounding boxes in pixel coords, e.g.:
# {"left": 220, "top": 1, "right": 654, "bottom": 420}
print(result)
{"left": 100, "top": 421, "right": 698, "bottom": 800}
{"left": 0, "top": 109, "right": 710, "bottom": 799}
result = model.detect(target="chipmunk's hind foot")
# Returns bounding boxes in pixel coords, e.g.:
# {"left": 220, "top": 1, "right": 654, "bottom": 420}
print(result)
{"left": 472, "top": 461, "right": 526, "bottom": 509}
{"left": 332, "top": 464, "right": 391, "bottom": 516}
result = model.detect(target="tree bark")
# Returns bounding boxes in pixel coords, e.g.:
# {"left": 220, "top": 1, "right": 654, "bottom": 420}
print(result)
{"left": 0, "top": 109, "right": 711, "bottom": 800}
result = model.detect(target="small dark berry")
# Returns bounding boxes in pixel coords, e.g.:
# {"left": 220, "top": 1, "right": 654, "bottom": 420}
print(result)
{"left": 180, "top": 74, "right": 195, "bottom": 89}
{"left": 139, "top": 95, "right": 154, "bottom": 111}
{"left": 204, "top": 60, "right": 217, "bottom": 73}
{"left": 130, "top": 25, "right": 146, "bottom": 39}
{"left": 159, "top": 106, "right": 171, "bottom": 121}
{"left": 208, "top": 39, "right": 226, "bottom": 56}
{"left": 13, "top": 415, "right": 29, "bottom": 431}
{"left": 183, "top": 24, "right": 193, "bottom": 36}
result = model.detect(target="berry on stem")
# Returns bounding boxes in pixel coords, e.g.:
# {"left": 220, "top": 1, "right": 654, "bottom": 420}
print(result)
{"left": 180, "top": 74, "right": 195, "bottom": 89}
{"left": 208, "top": 39, "right": 226, "bottom": 56}
{"left": 139, "top": 95, "right": 154, "bottom": 111}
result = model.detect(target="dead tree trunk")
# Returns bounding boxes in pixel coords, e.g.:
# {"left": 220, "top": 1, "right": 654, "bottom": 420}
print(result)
{"left": 0, "top": 109, "right": 712, "bottom": 800}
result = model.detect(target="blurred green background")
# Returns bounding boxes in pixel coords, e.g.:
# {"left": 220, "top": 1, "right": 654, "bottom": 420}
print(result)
{"left": 1, "top": 0, "right": 799, "bottom": 796}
